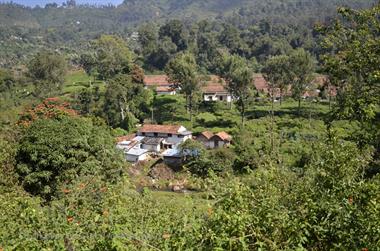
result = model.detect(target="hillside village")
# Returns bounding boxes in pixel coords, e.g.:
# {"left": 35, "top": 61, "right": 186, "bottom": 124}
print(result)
{"left": 115, "top": 73, "right": 336, "bottom": 164}
{"left": 0, "top": 1, "right": 379, "bottom": 250}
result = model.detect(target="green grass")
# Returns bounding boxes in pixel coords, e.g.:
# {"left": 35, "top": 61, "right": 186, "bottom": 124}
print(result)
{"left": 62, "top": 70, "right": 106, "bottom": 98}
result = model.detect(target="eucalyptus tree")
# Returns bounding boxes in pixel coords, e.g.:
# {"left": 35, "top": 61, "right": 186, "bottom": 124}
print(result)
{"left": 165, "top": 52, "right": 202, "bottom": 122}
{"left": 220, "top": 54, "right": 254, "bottom": 126}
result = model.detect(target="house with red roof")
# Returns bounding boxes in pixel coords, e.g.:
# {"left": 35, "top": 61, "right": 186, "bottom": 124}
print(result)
{"left": 116, "top": 124, "right": 192, "bottom": 163}
{"left": 202, "top": 75, "right": 232, "bottom": 103}
{"left": 144, "top": 75, "right": 176, "bottom": 95}
{"left": 197, "top": 131, "right": 232, "bottom": 149}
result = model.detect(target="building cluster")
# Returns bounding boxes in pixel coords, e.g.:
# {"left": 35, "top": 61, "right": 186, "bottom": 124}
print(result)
{"left": 143, "top": 74, "right": 336, "bottom": 101}
{"left": 116, "top": 124, "right": 232, "bottom": 164}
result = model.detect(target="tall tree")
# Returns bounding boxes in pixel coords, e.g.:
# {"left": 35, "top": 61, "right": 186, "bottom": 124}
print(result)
{"left": 159, "top": 19, "right": 188, "bottom": 51}
{"left": 220, "top": 54, "right": 254, "bottom": 126}
{"left": 103, "top": 74, "right": 151, "bottom": 130}
{"left": 27, "top": 51, "right": 67, "bottom": 97}
{"left": 319, "top": 5, "right": 380, "bottom": 126}
{"left": 92, "top": 35, "right": 134, "bottom": 80}
{"left": 165, "top": 52, "right": 201, "bottom": 122}
{"left": 289, "top": 49, "right": 315, "bottom": 114}
{"left": 319, "top": 4, "right": 380, "bottom": 168}
{"left": 262, "top": 55, "right": 291, "bottom": 153}
{"left": 262, "top": 55, "right": 291, "bottom": 105}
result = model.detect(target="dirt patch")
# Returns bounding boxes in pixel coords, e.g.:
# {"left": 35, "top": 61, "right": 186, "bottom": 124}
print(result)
{"left": 149, "top": 161, "right": 175, "bottom": 180}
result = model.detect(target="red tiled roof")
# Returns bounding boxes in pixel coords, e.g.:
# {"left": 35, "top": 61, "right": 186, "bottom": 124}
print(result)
{"left": 199, "top": 131, "right": 214, "bottom": 140}
{"left": 253, "top": 74, "right": 269, "bottom": 92}
{"left": 202, "top": 75, "right": 228, "bottom": 93}
{"left": 144, "top": 75, "right": 171, "bottom": 87}
{"left": 212, "top": 131, "right": 232, "bottom": 141}
{"left": 156, "top": 86, "right": 175, "bottom": 92}
{"left": 116, "top": 134, "right": 136, "bottom": 143}
{"left": 139, "top": 124, "right": 182, "bottom": 134}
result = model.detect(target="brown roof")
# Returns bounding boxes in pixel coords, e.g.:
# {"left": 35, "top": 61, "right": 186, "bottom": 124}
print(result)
{"left": 144, "top": 75, "right": 171, "bottom": 87}
{"left": 201, "top": 75, "right": 228, "bottom": 93}
{"left": 156, "top": 86, "right": 175, "bottom": 92}
{"left": 199, "top": 131, "right": 214, "bottom": 140}
{"left": 116, "top": 134, "right": 136, "bottom": 143}
{"left": 213, "top": 131, "right": 232, "bottom": 141}
{"left": 139, "top": 124, "right": 182, "bottom": 134}
{"left": 253, "top": 74, "right": 269, "bottom": 92}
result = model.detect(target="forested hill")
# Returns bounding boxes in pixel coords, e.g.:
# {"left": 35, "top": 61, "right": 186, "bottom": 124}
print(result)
{"left": 1, "top": 0, "right": 377, "bottom": 28}
{"left": 0, "top": 0, "right": 377, "bottom": 66}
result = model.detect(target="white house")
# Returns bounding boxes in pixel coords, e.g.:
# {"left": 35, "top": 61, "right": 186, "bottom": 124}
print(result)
{"left": 202, "top": 75, "right": 232, "bottom": 103}
{"left": 116, "top": 124, "right": 192, "bottom": 163}
{"left": 137, "top": 124, "right": 192, "bottom": 148}
{"left": 144, "top": 75, "right": 176, "bottom": 95}
{"left": 126, "top": 147, "right": 149, "bottom": 162}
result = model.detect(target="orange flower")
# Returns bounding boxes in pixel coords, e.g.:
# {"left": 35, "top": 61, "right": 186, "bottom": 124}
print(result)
{"left": 207, "top": 207, "right": 213, "bottom": 217}
{"left": 361, "top": 248, "right": 368, "bottom": 251}
{"left": 78, "top": 183, "right": 86, "bottom": 189}
{"left": 63, "top": 188, "right": 71, "bottom": 194}
{"left": 67, "top": 216, "right": 74, "bottom": 223}
{"left": 103, "top": 209, "right": 109, "bottom": 217}
{"left": 162, "top": 233, "right": 171, "bottom": 239}
{"left": 348, "top": 196, "right": 354, "bottom": 205}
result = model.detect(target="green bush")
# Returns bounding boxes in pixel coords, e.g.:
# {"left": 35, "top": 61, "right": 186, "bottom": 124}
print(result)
{"left": 15, "top": 116, "right": 124, "bottom": 200}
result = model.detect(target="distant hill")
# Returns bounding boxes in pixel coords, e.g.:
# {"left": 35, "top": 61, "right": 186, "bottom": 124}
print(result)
{"left": 0, "top": 0, "right": 377, "bottom": 66}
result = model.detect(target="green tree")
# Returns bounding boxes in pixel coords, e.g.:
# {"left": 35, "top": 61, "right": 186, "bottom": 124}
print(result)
{"left": 16, "top": 116, "right": 124, "bottom": 200}
{"left": 262, "top": 55, "right": 291, "bottom": 105}
{"left": 220, "top": 54, "right": 254, "bottom": 126}
{"left": 165, "top": 52, "right": 202, "bottom": 122}
{"left": 103, "top": 74, "right": 151, "bottom": 130}
{"left": 159, "top": 19, "right": 188, "bottom": 51}
{"left": 319, "top": 4, "right": 380, "bottom": 148}
{"left": 289, "top": 49, "right": 315, "bottom": 114}
{"left": 92, "top": 35, "right": 134, "bottom": 80}
{"left": 27, "top": 51, "right": 67, "bottom": 97}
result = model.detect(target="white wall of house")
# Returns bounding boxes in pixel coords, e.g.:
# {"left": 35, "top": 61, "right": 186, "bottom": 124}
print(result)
{"left": 157, "top": 90, "right": 176, "bottom": 95}
{"left": 141, "top": 144, "right": 161, "bottom": 153}
{"left": 126, "top": 153, "right": 147, "bottom": 162}
{"left": 203, "top": 94, "right": 232, "bottom": 103}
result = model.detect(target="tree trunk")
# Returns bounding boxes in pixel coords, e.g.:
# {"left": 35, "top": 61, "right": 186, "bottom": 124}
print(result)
{"left": 271, "top": 89, "right": 275, "bottom": 153}
{"left": 119, "top": 100, "right": 125, "bottom": 121}
{"left": 298, "top": 98, "right": 301, "bottom": 115}
{"left": 241, "top": 100, "right": 245, "bottom": 127}
{"left": 189, "top": 94, "right": 193, "bottom": 122}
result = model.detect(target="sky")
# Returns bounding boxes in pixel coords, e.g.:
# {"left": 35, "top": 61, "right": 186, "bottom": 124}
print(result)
{"left": 0, "top": 0, "right": 124, "bottom": 7}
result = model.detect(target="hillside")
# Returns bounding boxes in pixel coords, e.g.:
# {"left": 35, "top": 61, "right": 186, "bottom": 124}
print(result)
{"left": 0, "top": 0, "right": 377, "bottom": 67}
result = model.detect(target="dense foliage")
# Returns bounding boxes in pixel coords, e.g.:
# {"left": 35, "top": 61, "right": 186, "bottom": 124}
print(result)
{"left": 16, "top": 115, "right": 124, "bottom": 199}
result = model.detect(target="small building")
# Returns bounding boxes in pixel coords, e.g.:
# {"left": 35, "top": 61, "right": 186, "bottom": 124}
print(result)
{"left": 144, "top": 75, "right": 176, "bottom": 95}
{"left": 202, "top": 75, "right": 232, "bottom": 103}
{"left": 126, "top": 147, "right": 149, "bottom": 162}
{"left": 141, "top": 137, "right": 164, "bottom": 153}
{"left": 137, "top": 124, "right": 192, "bottom": 146}
{"left": 162, "top": 148, "right": 182, "bottom": 167}
{"left": 197, "top": 131, "right": 232, "bottom": 149}
{"left": 197, "top": 131, "right": 215, "bottom": 149}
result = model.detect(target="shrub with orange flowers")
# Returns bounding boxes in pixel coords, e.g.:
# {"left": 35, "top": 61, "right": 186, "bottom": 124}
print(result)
{"left": 17, "top": 97, "right": 77, "bottom": 128}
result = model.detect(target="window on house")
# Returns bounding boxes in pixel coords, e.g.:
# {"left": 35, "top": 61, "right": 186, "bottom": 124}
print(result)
{"left": 154, "top": 133, "right": 158, "bottom": 137}
{"left": 168, "top": 133, "right": 172, "bottom": 137}
{"left": 219, "top": 96, "right": 223, "bottom": 101}
{"left": 141, "top": 132, "right": 146, "bottom": 136}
